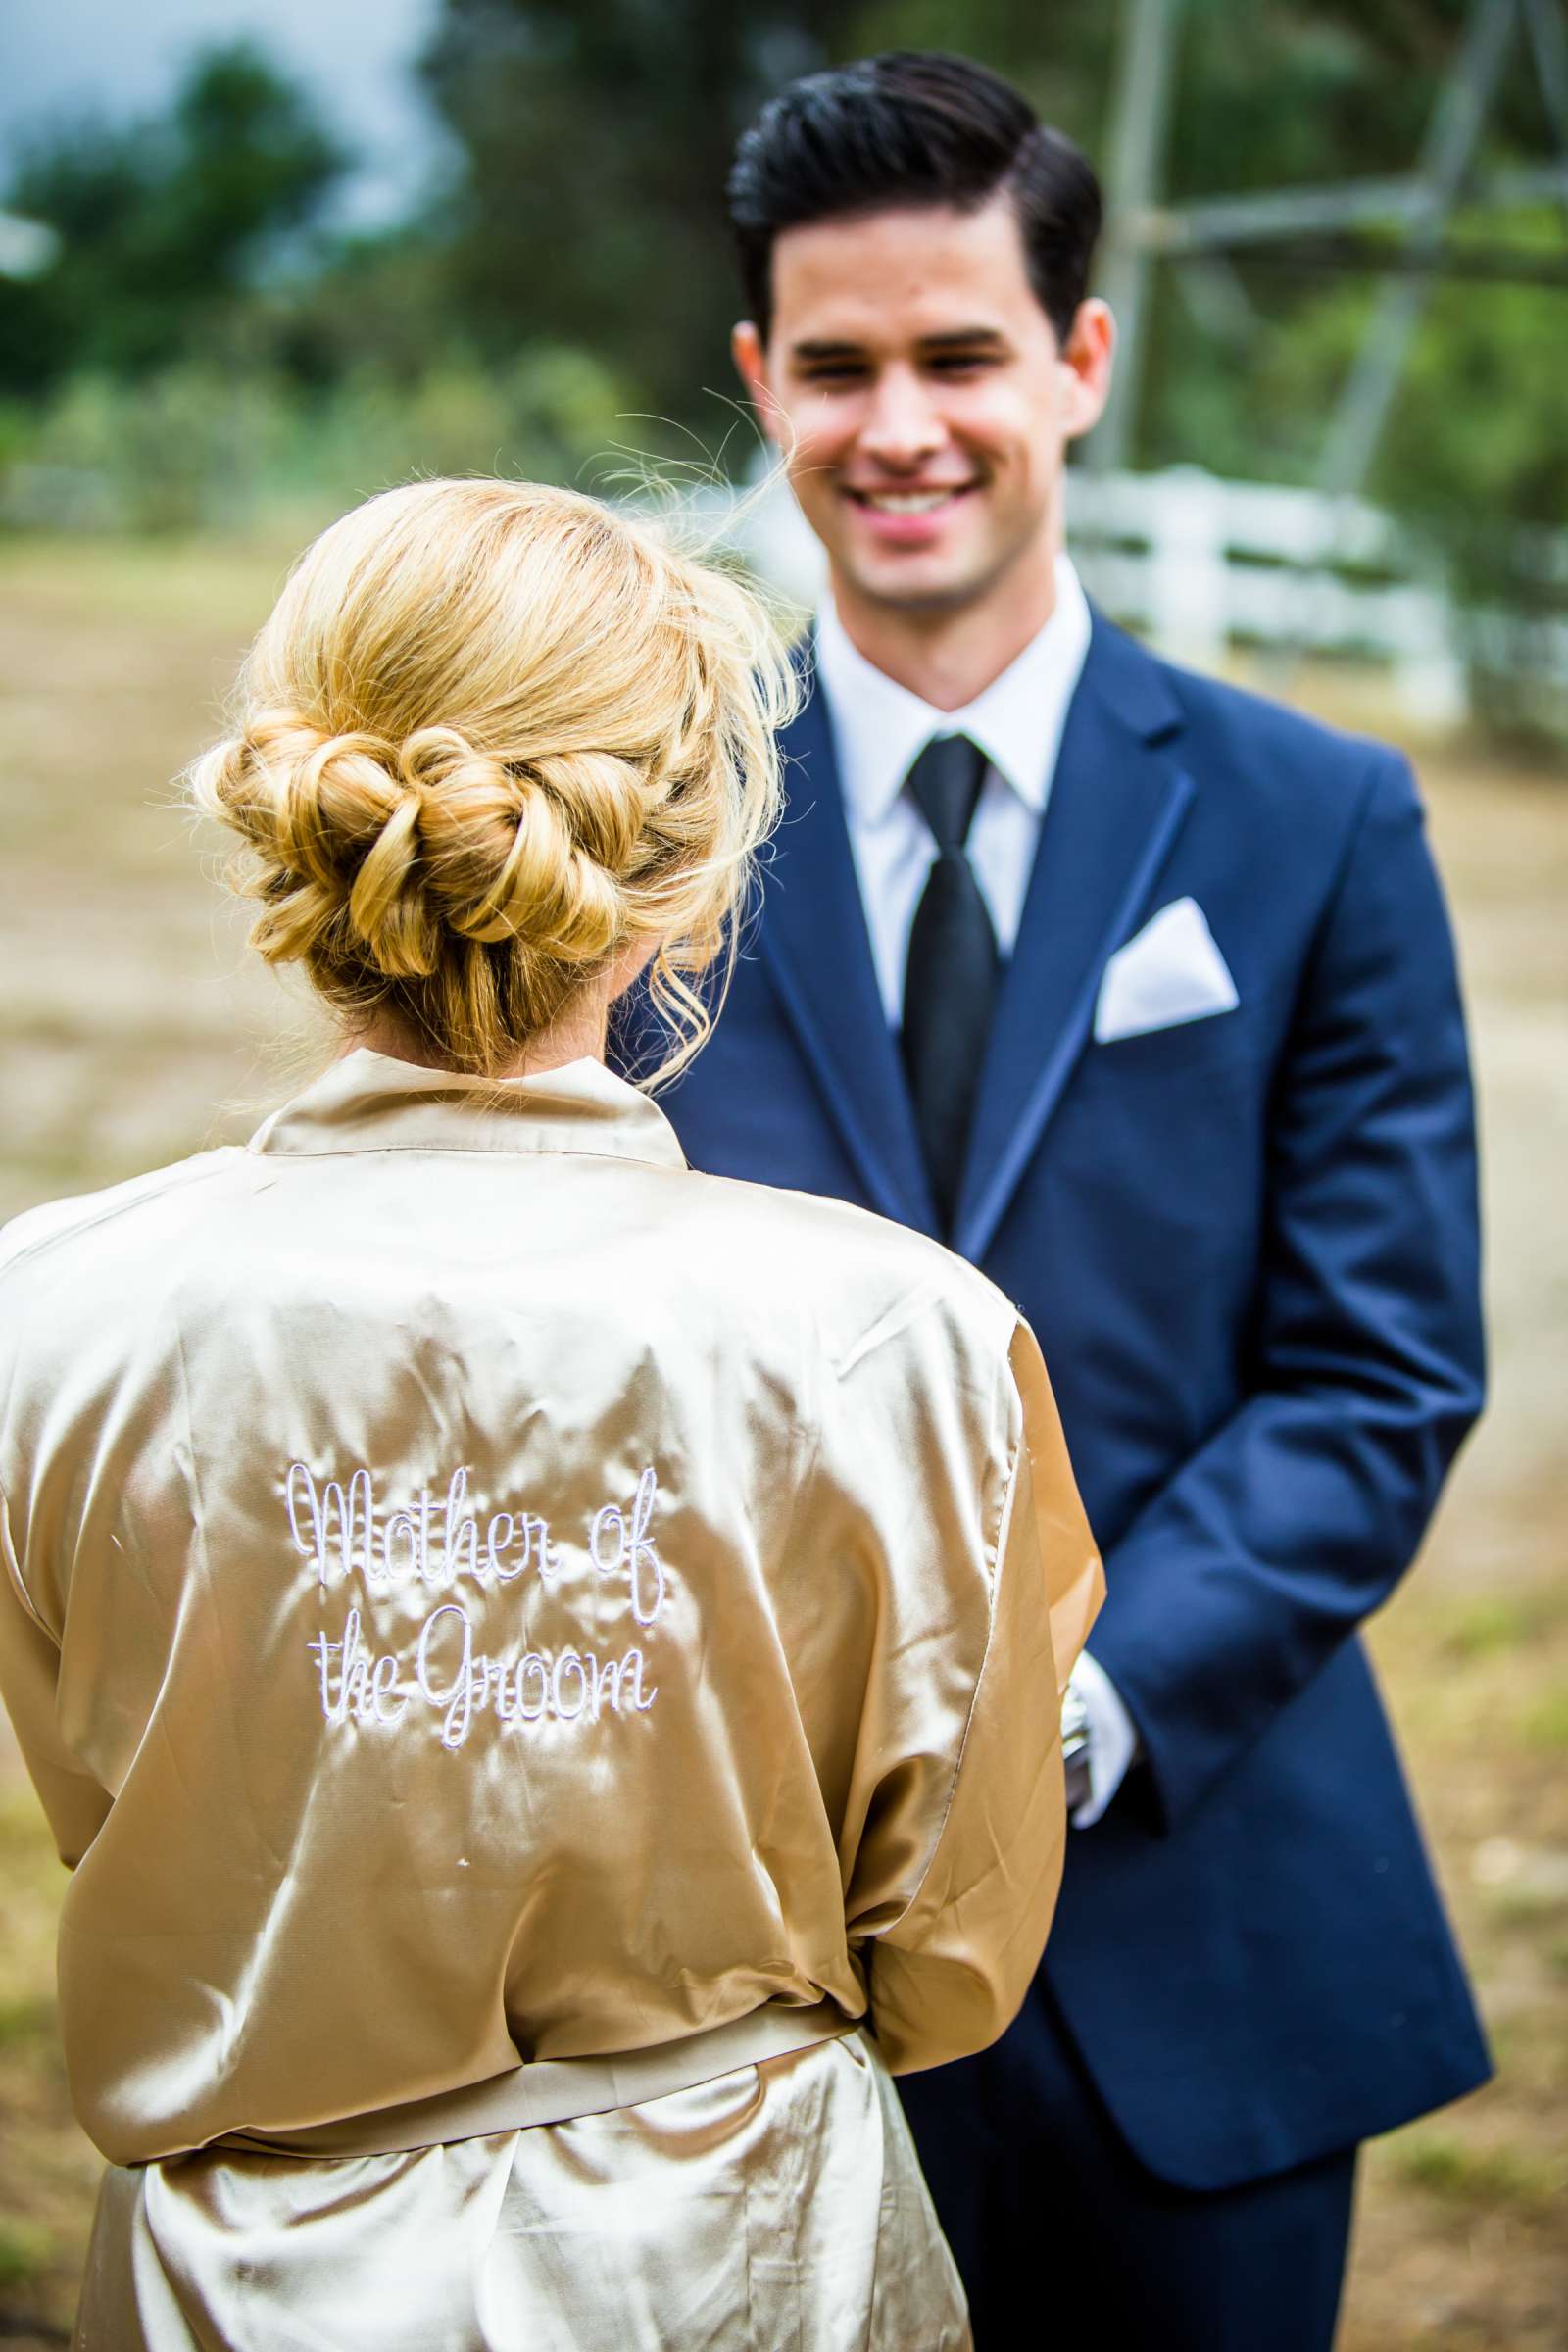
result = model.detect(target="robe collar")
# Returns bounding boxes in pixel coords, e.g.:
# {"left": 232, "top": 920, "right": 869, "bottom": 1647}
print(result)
{"left": 249, "top": 1048, "right": 688, "bottom": 1171}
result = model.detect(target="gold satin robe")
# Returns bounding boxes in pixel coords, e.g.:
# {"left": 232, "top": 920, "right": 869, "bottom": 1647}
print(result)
{"left": 0, "top": 1050, "right": 1102, "bottom": 2350}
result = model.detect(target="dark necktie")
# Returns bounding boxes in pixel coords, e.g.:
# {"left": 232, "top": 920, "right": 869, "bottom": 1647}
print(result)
{"left": 900, "top": 733, "right": 999, "bottom": 1231}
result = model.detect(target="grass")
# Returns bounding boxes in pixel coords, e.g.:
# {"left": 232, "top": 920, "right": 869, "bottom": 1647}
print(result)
{"left": 1437, "top": 1595, "right": 1544, "bottom": 1661}
{"left": 1518, "top": 1690, "right": 1568, "bottom": 1752}
{"left": 0, "top": 1993, "right": 58, "bottom": 2051}
{"left": 0, "top": 1789, "right": 99, "bottom": 2343}
{"left": 0, "top": 2221, "right": 58, "bottom": 2292}
{"left": 1392, "top": 2134, "right": 1567, "bottom": 2215}
{"left": 1, "top": 538, "right": 1565, "bottom": 2346}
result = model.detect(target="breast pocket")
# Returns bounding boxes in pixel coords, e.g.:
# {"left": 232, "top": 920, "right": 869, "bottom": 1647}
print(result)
{"left": 1086, "top": 1004, "right": 1250, "bottom": 1089}
{"left": 1056, "top": 998, "right": 1267, "bottom": 1253}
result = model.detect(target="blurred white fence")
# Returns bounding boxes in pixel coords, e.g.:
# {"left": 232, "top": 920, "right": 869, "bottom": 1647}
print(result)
{"left": 719, "top": 459, "right": 1568, "bottom": 732}
{"left": 1067, "top": 466, "right": 1469, "bottom": 723}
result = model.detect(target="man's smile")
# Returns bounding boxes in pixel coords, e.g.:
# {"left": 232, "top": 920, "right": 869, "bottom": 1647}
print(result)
{"left": 845, "top": 483, "right": 979, "bottom": 511}
{"left": 843, "top": 481, "right": 982, "bottom": 542}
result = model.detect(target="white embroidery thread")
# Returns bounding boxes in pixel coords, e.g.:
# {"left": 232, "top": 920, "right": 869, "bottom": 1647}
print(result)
{"left": 286, "top": 1461, "right": 667, "bottom": 1744}
{"left": 285, "top": 1462, "right": 562, "bottom": 1592}
{"left": 287, "top": 1462, "right": 372, "bottom": 1586}
{"left": 588, "top": 1464, "right": 666, "bottom": 1628}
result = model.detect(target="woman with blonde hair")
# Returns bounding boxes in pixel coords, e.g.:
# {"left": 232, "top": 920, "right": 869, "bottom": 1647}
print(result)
{"left": 0, "top": 477, "right": 1101, "bottom": 2350}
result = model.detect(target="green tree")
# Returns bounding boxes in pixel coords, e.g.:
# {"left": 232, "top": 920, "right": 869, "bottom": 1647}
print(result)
{"left": 0, "top": 42, "right": 346, "bottom": 395}
{"left": 420, "top": 1, "right": 816, "bottom": 457}
{"left": 418, "top": 0, "right": 1561, "bottom": 498}
{"left": 419, "top": 0, "right": 1113, "bottom": 455}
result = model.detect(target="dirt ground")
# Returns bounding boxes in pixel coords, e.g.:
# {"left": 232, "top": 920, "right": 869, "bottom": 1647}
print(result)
{"left": 0, "top": 537, "right": 1563, "bottom": 2349}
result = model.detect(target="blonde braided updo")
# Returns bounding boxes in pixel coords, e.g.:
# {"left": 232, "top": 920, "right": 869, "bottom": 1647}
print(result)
{"left": 190, "top": 477, "right": 795, "bottom": 1080}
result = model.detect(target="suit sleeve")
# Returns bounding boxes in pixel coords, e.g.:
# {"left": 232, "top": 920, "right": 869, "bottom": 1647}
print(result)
{"left": 841, "top": 1317, "right": 1102, "bottom": 2074}
{"left": 1090, "top": 749, "right": 1485, "bottom": 1829}
{"left": 0, "top": 1488, "right": 111, "bottom": 1869}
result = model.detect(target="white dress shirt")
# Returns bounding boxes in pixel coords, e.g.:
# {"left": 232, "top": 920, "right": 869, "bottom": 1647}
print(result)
{"left": 814, "top": 554, "right": 1092, "bottom": 1023}
{"left": 813, "top": 556, "right": 1139, "bottom": 1827}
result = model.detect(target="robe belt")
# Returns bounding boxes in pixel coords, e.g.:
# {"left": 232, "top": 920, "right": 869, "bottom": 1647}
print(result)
{"left": 202, "top": 1999, "right": 858, "bottom": 2162}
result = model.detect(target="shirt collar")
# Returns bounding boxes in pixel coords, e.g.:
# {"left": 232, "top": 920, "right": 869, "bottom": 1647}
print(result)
{"left": 814, "top": 554, "right": 1092, "bottom": 825}
{"left": 250, "top": 1048, "right": 688, "bottom": 1168}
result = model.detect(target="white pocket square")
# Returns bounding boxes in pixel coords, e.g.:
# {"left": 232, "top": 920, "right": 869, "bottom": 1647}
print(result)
{"left": 1094, "top": 897, "right": 1239, "bottom": 1044}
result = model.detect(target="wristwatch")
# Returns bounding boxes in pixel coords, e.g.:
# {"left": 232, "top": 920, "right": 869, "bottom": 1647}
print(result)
{"left": 1061, "top": 1678, "right": 1092, "bottom": 1813}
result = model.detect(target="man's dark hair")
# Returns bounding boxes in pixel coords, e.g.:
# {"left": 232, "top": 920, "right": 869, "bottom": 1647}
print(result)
{"left": 727, "top": 52, "right": 1102, "bottom": 349}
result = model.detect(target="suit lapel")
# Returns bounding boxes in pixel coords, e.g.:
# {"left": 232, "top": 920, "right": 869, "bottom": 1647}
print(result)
{"left": 954, "top": 616, "right": 1195, "bottom": 1264}
{"left": 760, "top": 666, "right": 938, "bottom": 1233}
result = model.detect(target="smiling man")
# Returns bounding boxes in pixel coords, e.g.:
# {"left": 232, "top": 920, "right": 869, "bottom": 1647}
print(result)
{"left": 732, "top": 165, "right": 1107, "bottom": 714}
{"left": 636, "top": 50, "right": 1491, "bottom": 2351}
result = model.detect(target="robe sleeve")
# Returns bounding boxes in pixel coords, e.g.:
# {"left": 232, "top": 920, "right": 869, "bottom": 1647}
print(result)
{"left": 836, "top": 1310, "right": 1102, "bottom": 2076}
{"left": 0, "top": 1487, "right": 111, "bottom": 1870}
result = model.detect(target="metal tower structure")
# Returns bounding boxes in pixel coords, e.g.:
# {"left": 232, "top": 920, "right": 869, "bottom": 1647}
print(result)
{"left": 1091, "top": 0, "right": 1568, "bottom": 497}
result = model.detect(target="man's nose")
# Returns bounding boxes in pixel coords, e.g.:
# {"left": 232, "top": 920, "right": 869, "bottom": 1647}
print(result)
{"left": 858, "top": 369, "right": 947, "bottom": 468}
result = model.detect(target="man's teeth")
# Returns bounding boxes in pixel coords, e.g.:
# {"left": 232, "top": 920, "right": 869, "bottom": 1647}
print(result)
{"left": 863, "top": 490, "right": 956, "bottom": 513}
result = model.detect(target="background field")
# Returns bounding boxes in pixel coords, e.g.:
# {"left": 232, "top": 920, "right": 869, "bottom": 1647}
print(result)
{"left": 0, "top": 536, "right": 1564, "bottom": 2349}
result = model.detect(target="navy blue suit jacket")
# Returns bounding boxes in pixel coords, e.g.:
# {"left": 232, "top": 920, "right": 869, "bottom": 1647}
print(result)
{"left": 632, "top": 611, "right": 1491, "bottom": 2189}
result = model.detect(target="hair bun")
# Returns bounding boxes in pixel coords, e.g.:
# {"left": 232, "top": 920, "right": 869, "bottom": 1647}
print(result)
{"left": 193, "top": 712, "right": 433, "bottom": 980}
{"left": 432, "top": 747, "right": 635, "bottom": 964}
{"left": 193, "top": 711, "right": 635, "bottom": 987}
{"left": 189, "top": 477, "right": 795, "bottom": 1077}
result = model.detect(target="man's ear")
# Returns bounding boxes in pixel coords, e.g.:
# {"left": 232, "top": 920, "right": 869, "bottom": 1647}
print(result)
{"left": 1058, "top": 299, "right": 1116, "bottom": 443}
{"left": 731, "top": 321, "right": 782, "bottom": 446}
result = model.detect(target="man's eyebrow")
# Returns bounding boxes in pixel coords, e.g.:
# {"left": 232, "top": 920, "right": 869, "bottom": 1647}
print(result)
{"left": 790, "top": 338, "right": 869, "bottom": 362}
{"left": 918, "top": 327, "right": 1011, "bottom": 353}
{"left": 788, "top": 327, "right": 1012, "bottom": 363}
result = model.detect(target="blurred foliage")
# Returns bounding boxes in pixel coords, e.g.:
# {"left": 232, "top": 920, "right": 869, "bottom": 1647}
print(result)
{"left": 418, "top": 0, "right": 1563, "bottom": 472}
{"left": 0, "top": 44, "right": 345, "bottom": 395}
{"left": 417, "top": 0, "right": 1113, "bottom": 438}
{"left": 3, "top": 6, "right": 1561, "bottom": 491}
{"left": 0, "top": 352, "right": 630, "bottom": 537}
{"left": 0, "top": 5, "right": 1563, "bottom": 730}
{"left": 1164, "top": 0, "right": 1551, "bottom": 198}
{"left": 1222, "top": 212, "right": 1568, "bottom": 729}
